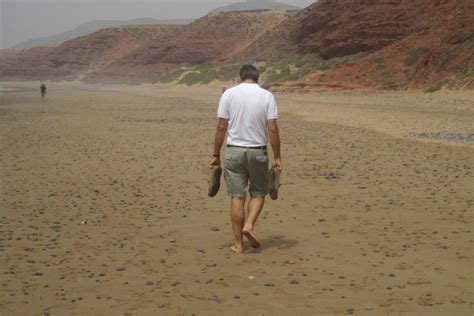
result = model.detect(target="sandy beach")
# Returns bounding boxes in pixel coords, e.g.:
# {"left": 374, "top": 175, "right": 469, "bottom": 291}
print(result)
{"left": 0, "top": 82, "right": 473, "bottom": 315}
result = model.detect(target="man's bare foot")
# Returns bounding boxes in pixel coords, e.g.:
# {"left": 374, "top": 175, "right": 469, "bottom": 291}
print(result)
{"left": 230, "top": 245, "right": 244, "bottom": 253}
{"left": 242, "top": 229, "right": 261, "bottom": 248}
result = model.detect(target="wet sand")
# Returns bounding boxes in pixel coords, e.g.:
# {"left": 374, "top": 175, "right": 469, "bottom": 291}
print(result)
{"left": 1, "top": 83, "right": 473, "bottom": 315}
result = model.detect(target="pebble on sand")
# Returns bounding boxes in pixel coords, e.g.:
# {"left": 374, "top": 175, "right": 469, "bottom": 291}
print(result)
{"left": 115, "top": 267, "right": 126, "bottom": 272}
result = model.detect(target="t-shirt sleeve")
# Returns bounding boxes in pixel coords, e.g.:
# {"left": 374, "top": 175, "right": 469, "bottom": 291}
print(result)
{"left": 217, "top": 92, "right": 230, "bottom": 119}
{"left": 267, "top": 93, "right": 278, "bottom": 120}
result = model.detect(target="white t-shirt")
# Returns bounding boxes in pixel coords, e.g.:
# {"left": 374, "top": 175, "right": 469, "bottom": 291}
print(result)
{"left": 217, "top": 83, "right": 278, "bottom": 147}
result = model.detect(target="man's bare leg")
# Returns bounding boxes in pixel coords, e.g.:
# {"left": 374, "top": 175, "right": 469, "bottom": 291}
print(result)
{"left": 230, "top": 197, "right": 246, "bottom": 253}
{"left": 242, "top": 197, "right": 265, "bottom": 248}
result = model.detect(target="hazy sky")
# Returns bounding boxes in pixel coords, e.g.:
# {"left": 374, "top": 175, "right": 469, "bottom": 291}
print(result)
{"left": 1, "top": 0, "right": 316, "bottom": 49}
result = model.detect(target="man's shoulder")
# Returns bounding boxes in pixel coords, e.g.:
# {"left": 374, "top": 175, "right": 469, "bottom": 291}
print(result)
{"left": 221, "top": 85, "right": 238, "bottom": 98}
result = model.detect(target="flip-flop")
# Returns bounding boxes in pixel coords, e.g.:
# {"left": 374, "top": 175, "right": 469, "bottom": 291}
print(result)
{"left": 268, "top": 167, "right": 280, "bottom": 200}
{"left": 208, "top": 165, "right": 222, "bottom": 197}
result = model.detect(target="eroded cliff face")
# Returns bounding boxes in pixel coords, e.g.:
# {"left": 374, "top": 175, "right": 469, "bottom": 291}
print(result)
{"left": 285, "top": 0, "right": 474, "bottom": 89}
{"left": 292, "top": 0, "right": 473, "bottom": 58}
{"left": 0, "top": 11, "right": 292, "bottom": 81}
{"left": 0, "top": 25, "right": 181, "bottom": 80}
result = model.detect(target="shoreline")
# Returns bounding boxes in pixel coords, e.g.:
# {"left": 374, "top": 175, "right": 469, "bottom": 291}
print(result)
{"left": 5, "top": 80, "right": 473, "bottom": 148}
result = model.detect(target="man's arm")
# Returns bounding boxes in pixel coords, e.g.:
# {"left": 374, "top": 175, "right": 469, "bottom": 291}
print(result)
{"left": 267, "top": 119, "right": 282, "bottom": 171}
{"left": 210, "top": 118, "right": 228, "bottom": 169}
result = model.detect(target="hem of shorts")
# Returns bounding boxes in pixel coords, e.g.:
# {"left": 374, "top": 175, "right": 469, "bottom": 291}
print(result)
{"left": 227, "top": 193, "right": 247, "bottom": 198}
{"left": 249, "top": 193, "right": 268, "bottom": 198}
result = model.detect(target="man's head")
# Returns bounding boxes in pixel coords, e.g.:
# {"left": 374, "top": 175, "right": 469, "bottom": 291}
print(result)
{"left": 240, "top": 65, "right": 259, "bottom": 83}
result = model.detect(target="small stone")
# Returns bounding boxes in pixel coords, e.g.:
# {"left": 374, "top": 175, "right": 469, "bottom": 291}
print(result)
{"left": 169, "top": 239, "right": 176, "bottom": 243}
{"left": 248, "top": 276, "right": 256, "bottom": 280}
{"left": 211, "top": 227, "right": 220, "bottom": 232}
{"left": 80, "top": 220, "right": 87, "bottom": 225}
{"left": 145, "top": 281, "right": 154, "bottom": 286}
{"left": 115, "top": 267, "right": 125, "bottom": 272}
{"left": 208, "top": 295, "right": 220, "bottom": 302}
{"left": 159, "top": 304, "right": 165, "bottom": 308}
{"left": 264, "top": 283, "right": 274, "bottom": 287}
{"left": 234, "top": 295, "right": 240, "bottom": 299}
{"left": 389, "top": 273, "right": 395, "bottom": 277}
{"left": 289, "top": 280, "right": 300, "bottom": 285}
{"left": 32, "top": 272, "right": 43, "bottom": 276}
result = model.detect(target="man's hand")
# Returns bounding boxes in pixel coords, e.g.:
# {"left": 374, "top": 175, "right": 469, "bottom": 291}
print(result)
{"left": 273, "top": 158, "right": 282, "bottom": 172}
{"left": 267, "top": 119, "right": 281, "bottom": 172}
{"left": 209, "top": 156, "right": 221, "bottom": 169}
{"left": 211, "top": 118, "right": 228, "bottom": 170}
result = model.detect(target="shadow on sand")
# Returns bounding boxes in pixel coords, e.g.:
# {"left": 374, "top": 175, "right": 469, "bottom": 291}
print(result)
{"left": 221, "top": 235, "right": 297, "bottom": 253}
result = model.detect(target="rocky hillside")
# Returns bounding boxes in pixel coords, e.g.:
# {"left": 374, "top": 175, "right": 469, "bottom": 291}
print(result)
{"left": 0, "top": 25, "right": 181, "bottom": 80}
{"left": 1, "top": 1, "right": 472, "bottom": 90}
{"left": 232, "top": 0, "right": 473, "bottom": 90}
{"left": 286, "top": 0, "right": 474, "bottom": 90}
{"left": 0, "top": 11, "right": 291, "bottom": 81}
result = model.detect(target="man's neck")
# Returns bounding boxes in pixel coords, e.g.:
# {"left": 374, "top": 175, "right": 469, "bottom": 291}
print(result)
{"left": 241, "top": 79, "right": 258, "bottom": 84}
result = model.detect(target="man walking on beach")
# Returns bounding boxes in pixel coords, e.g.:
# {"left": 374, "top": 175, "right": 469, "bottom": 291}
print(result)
{"left": 40, "top": 83, "right": 47, "bottom": 99}
{"left": 210, "top": 65, "right": 282, "bottom": 253}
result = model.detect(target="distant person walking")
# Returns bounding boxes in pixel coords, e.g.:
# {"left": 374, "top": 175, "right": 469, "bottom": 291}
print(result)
{"left": 40, "top": 83, "right": 47, "bottom": 99}
{"left": 210, "top": 65, "right": 282, "bottom": 253}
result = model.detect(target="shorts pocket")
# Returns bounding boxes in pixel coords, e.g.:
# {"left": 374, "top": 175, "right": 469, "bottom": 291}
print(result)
{"left": 255, "top": 155, "right": 268, "bottom": 163}
{"left": 225, "top": 155, "right": 239, "bottom": 161}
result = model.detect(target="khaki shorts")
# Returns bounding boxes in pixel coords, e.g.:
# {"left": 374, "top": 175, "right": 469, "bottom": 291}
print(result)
{"left": 224, "top": 147, "right": 269, "bottom": 198}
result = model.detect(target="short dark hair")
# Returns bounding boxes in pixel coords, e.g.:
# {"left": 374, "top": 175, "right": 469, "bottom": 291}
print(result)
{"left": 240, "top": 65, "right": 259, "bottom": 82}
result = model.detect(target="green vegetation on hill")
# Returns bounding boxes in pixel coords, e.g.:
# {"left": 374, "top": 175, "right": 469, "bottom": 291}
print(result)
{"left": 146, "top": 51, "right": 373, "bottom": 86}
{"left": 150, "top": 69, "right": 187, "bottom": 83}
{"left": 179, "top": 64, "right": 241, "bottom": 85}
{"left": 404, "top": 47, "right": 430, "bottom": 66}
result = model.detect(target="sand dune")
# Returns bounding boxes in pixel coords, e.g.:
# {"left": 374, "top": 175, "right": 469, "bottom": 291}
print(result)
{"left": 0, "top": 83, "right": 472, "bottom": 315}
